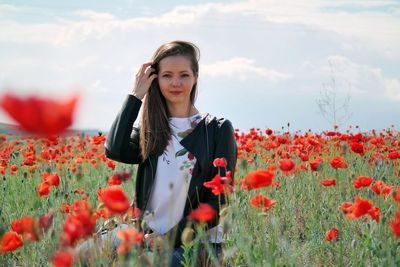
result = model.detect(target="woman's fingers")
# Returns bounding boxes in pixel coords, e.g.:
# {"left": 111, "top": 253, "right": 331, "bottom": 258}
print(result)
{"left": 132, "top": 62, "right": 157, "bottom": 99}
{"left": 137, "top": 62, "right": 153, "bottom": 76}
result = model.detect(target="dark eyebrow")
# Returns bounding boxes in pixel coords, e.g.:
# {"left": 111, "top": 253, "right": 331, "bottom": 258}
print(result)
{"left": 160, "top": 70, "right": 191, "bottom": 74}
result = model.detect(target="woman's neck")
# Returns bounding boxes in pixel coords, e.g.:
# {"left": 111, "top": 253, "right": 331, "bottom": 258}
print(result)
{"left": 167, "top": 103, "right": 198, "bottom": 118}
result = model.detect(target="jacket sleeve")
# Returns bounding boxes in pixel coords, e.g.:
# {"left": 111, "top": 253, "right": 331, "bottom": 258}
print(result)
{"left": 172, "top": 119, "right": 238, "bottom": 247}
{"left": 104, "top": 94, "right": 143, "bottom": 164}
{"left": 205, "top": 118, "right": 237, "bottom": 224}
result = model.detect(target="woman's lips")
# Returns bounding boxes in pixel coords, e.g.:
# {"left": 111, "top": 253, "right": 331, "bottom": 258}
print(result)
{"left": 170, "top": 91, "right": 183, "bottom": 95}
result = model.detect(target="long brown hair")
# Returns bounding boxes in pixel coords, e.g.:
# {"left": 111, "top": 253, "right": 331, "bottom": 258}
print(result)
{"left": 139, "top": 40, "right": 200, "bottom": 161}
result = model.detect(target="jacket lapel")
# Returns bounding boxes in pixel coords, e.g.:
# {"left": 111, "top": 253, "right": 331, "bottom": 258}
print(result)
{"left": 180, "top": 114, "right": 215, "bottom": 207}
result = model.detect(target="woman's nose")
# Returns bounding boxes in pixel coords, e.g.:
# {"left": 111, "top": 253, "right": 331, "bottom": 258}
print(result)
{"left": 172, "top": 78, "right": 181, "bottom": 86}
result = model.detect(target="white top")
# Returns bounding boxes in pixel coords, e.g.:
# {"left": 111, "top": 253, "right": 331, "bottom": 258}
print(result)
{"left": 144, "top": 113, "right": 203, "bottom": 234}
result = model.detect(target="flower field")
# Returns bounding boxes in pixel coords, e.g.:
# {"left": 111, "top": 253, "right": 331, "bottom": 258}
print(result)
{"left": 0, "top": 125, "right": 400, "bottom": 266}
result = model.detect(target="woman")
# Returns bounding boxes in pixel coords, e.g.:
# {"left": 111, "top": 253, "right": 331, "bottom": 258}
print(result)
{"left": 105, "top": 40, "right": 237, "bottom": 266}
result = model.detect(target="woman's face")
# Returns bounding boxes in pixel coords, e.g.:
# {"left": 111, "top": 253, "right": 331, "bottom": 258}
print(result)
{"left": 157, "top": 55, "right": 197, "bottom": 110}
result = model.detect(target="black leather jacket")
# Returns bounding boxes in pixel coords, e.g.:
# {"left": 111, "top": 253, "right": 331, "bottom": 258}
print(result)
{"left": 105, "top": 95, "right": 237, "bottom": 246}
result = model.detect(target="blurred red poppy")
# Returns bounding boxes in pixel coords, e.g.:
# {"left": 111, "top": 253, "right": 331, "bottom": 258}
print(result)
{"left": 18, "top": 216, "right": 39, "bottom": 241}
{"left": 203, "top": 172, "right": 233, "bottom": 195}
{"left": 390, "top": 211, "right": 400, "bottom": 238}
{"left": 347, "top": 196, "right": 373, "bottom": 219}
{"left": 38, "top": 182, "right": 50, "bottom": 198}
{"left": 278, "top": 159, "right": 295, "bottom": 172}
{"left": 352, "top": 176, "right": 374, "bottom": 189}
{"left": 371, "top": 181, "right": 393, "bottom": 197}
{"left": 242, "top": 169, "right": 275, "bottom": 190}
{"left": 325, "top": 228, "right": 339, "bottom": 241}
{"left": 52, "top": 250, "right": 74, "bottom": 267}
{"left": 60, "top": 200, "right": 96, "bottom": 246}
{"left": 250, "top": 194, "right": 276, "bottom": 212}
{"left": 330, "top": 156, "right": 348, "bottom": 169}
{"left": 320, "top": 179, "right": 336, "bottom": 186}
{"left": 0, "top": 231, "right": 23, "bottom": 253}
{"left": 339, "top": 202, "right": 353, "bottom": 214}
{"left": 42, "top": 172, "right": 60, "bottom": 186}
{"left": 0, "top": 92, "right": 78, "bottom": 136}
{"left": 350, "top": 142, "right": 365, "bottom": 155}
{"left": 99, "top": 186, "right": 130, "bottom": 214}
{"left": 310, "top": 157, "right": 323, "bottom": 171}
{"left": 368, "top": 207, "right": 380, "bottom": 222}
{"left": 116, "top": 227, "right": 144, "bottom": 255}
{"left": 189, "top": 203, "right": 216, "bottom": 222}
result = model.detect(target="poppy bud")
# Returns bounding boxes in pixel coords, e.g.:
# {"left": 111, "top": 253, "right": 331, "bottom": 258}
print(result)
{"left": 181, "top": 227, "right": 194, "bottom": 245}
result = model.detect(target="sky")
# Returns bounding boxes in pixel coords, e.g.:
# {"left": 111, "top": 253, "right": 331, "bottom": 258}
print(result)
{"left": 0, "top": 0, "right": 399, "bottom": 133}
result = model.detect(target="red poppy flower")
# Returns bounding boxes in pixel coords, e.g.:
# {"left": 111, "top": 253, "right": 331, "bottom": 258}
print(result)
{"left": 393, "top": 189, "right": 400, "bottom": 205}
{"left": 11, "top": 216, "right": 39, "bottom": 241}
{"left": 325, "top": 227, "right": 339, "bottom": 241}
{"left": 278, "top": 159, "right": 295, "bottom": 172}
{"left": 0, "top": 231, "right": 23, "bottom": 253}
{"left": 368, "top": 207, "right": 380, "bottom": 222}
{"left": 390, "top": 211, "right": 400, "bottom": 238}
{"left": 347, "top": 196, "right": 373, "bottom": 219}
{"left": 329, "top": 156, "right": 348, "bottom": 169}
{"left": 352, "top": 176, "right": 374, "bottom": 189}
{"left": 42, "top": 172, "right": 60, "bottom": 186}
{"left": 189, "top": 203, "right": 216, "bottom": 222}
{"left": 242, "top": 169, "right": 275, "bottom": 190}
{"left": 108, "top": 171, "right": 131, "bottom": 186}
{"left": 0, "top": 92, "right": 78, "bottom": 136}
{"left": 350, "top": 142, "right": 365, "bottom": 155}
{"left": 339, "top": 202, "right": 353, "bottom": 214}
{"left": 60, "top": 203, "right": 72, "bottom": 214}
{"left": 310, "top": 157, "right": 323, "bottom": 171}
{"left": 60, "top": 200, "right": 96, "bottom": 246}
{"left": 250, "top": 194, "right": 276, "bottom": 212}
{"left": 108, "top": 175, "right": 122, "bottom": 186}
{"left": 106, "top": 160, "right": 116, "bottom": 170}
{"left": 203, "top": 173, "right": 233, "bottom": 195}
{"left": 265, "top": 128, "right": 273, "bottom": 135}
{"left": 38, "top": 182, "right": 51, "bottom": 198}
{"left": 213, "top": 158, "right": 227, "bottom": 168}
{"left": 116, "top": 227, "right": 144, "bottom": 255}
{"left": 388, "top": 150, "right": 400, "bottom": 160}
{"left": 92, "top": 135, "right": 106, "bottom": 145}
{"left": 52, "top": 250, "right": 74, "bottom": 267}
{"left": 98, "top": 187, "right": 130, "bottom": 214}
{"left": 10, "top": 164, "right": 18, "bottom": 173}
{"left": 371, "top": 181, "right": 393, "bottom": 197}
{"left": 320, "top": 179, "right": 336, "bottom": 186}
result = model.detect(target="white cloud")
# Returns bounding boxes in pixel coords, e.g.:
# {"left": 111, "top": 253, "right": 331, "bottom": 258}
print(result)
{"left": 201, "top": 57, "right": 291, "bottom": 82}
{"left": 385, "top": 78, "right": 400, "bottom": 101}
{"left": 75, "top": 10, "right": 115, "bottom": 21}
{"left": 0, "top": 0, "right": 399, "bottom": 59}
{"left": 303, "top": 55, "right": 399, "bottom": 100}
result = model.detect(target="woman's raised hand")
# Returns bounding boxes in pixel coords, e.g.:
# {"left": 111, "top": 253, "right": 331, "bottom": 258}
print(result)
{"left": 132, "top": 62, "right": 157, "bottom": 100}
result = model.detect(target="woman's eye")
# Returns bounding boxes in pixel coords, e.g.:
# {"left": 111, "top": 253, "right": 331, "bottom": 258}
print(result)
{"left": 181, "top": 74, "right": 189, "bottom": 77}
{"left": 162, "top": 74, "right": 171, "bottom": 78}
